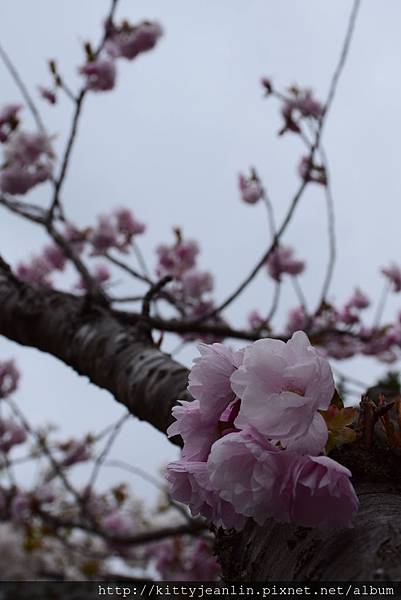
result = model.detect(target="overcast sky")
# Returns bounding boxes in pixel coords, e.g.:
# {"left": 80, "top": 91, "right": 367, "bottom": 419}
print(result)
{"left": 1, "top": 0, "right": 401, "bottom": 501}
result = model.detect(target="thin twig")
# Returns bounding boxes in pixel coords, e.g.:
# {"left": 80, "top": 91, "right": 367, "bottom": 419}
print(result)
{"left": 195, "top": 0, "right": 361, "bottom": 324}
{"left": 86, "top": 412, "right": 130, "bottom": 491}
{"left": 316, "top": 145, "right": 336, "bottom": 309}
{"left": 48, "top": 0, "right": 120, "bottom": 221}
{"left": 0, "top": 42, "right": 47, "bottom": 135}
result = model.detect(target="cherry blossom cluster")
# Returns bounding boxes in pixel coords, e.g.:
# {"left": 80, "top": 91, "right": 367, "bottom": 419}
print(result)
{"left": 167, "top": 331, "right": 359, "bottom": 530}
{"left": 79, "top": 20, "right": 163, "bottom": 93}
{"left": 266, "top": 245, "right": 305, "bottom": 281}
{"left": 155, "top": 232, "right": 221, "bottom": 330}
{"left": 0, "top": 104, "right": 54, "bottom": 195}
{"left": 89, "top": 208, "right": 146, "bottom": 255}
{"left": 149, "top": 538, "right": 220, "bottom": 581}
{"left": 278, "top": 86, "right": 324, "bottom": 136}
{"left": 16, "top": 207, "right": 145, "bottom": 290}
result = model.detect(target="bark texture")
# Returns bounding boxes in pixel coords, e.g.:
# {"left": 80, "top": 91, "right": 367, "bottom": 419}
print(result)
{"left": 0, "top": 275, "right": 189, "bottom": 435}
{"left": 0, "top": 274, "right": 400, "bottom": 581}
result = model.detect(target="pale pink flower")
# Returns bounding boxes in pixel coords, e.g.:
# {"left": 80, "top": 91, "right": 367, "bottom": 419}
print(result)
{"left": 280, "top": 89, "right": 323, "bottom": 135}
{"left": 76, "top": 264, "right": 111, "bottom": 290}
{"left": 63, "top": 222, "right": 86, "bottom": 254}
{"left": 207, "top": 429, "right": 294, "bottom": 525}
{"left": 286, "top": 306, "right": 308, "bottom": 335}
{"left": 5, "top": 131, "right": 53, "bottom": 164}
{"left": 181, "top": 270, "right": 213, "bottom": 298}
{"left": 323, "top": 334, "right": 360, "bottom": 360}
{"left": 17, "top": 255, "right": 53, "bottom": 287}
{"left": 101, "top": 510, "right": 136, "bottom": 537}
{"left": 155, "top": 239, "right": 199, "bottom": 279}
{"left": 166, "top": 460, "right": 246, "bottom": 530}
{"left": 381, "top": 263, "right": 401, "bottom": 292}
{"left": 0, "top": 131, "right": 53, "bottom": 195}
{"left": 167, "top": 400, "right": 218, "bottom": 461}
{"left": 188, "top": 343, "right": 244, "bottom": 423}
{"left": 347, "top": 288, "right": 370, "bottom": 310}
{"left": 151, "top": 537, "right": 220, "bottom": 581}
{"left": 231, "top": 331, "right": 334, "bottom": 454}
{"left": 114, "top": 208, "right": 145, "bottom": 236}
{"left": 289, "top": 455, "right": 358, "bottom": 528}
{"left": 339, "top": 306, "right": 359, "bottom": 326}
{"left": 238, "top": 173, "right": 263, "bottom": 205}
{"left": 266, "top": 246, "right": 305, "bottom": 281}
{"left": 89, "top": 216, "right": 118, "bottom": 254}
{"left": 0, "top": 164, "right": 51, "bottom": 195}
{"left": 79, "top": 57, "right": 116, "bottom": 92}
{"left": 43, "top": 244, "right": 66, "bottom": 271}
{"left": 106, "top": 21, "right": 163, "bottom": 61}
{"left": 0, "top": 360, "right": 20, "bottom": 399}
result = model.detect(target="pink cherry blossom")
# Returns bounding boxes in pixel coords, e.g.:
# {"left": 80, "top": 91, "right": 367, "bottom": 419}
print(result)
{"left": 114, "top": 208, "right": 145, "bottom": 236}
{"left": 181, "top": 269, "right": 213, "bottom": 298}
{"left": 266, "top": 246, "right": 305, "bottom": 281}
{"left": 151, "top": 537, "right": 220, "bottom": 581}
{"left": 101, "top": 510, "right": 136, "bottom": 537}
{"left": 155, "top": 239, "right": 199, "bottom": 279}
{"left": 106, "top": 21, "right": 163, "bottom": 61}
{"left": 381, "top": 263, "right": 401, "bottom": 293}
{"left": 188, "top": 342, "right": 244, "bottom": 423}
{"left": 166, "top": 460, "right": 246, "bottom": 530}
{"left": 79, "top": 57, "right": 116, "bottom": 92}
{"left": 0, "top": 360, "right": 20, "bottom": 399}
{"left": 207, "top": 429, "right": 294, "bottom": 526}
{"left": 0, "top": 131, "right": 53, "bottom": 195}
{"left": 289, "top": 455, "right": 359, "bottom": 528}
{"left": 17, "top": 255, "right": 53, "bottom": 287}
{"left": 347, "top": 287, "right": 370, "bottom": 310}
{"left": 43, "top": 244, "right": 67, "bottom": 271}
{"left": 286, "top": 306, "right": 308, "bottom": 335}
{"left": 231, "top": 331, "right": 334, "bottom": 454}
{"left": 167, "top": 400, "right": 218, "bottom": 461}
{"left": 89, "top": 216, "right": 118, "bottom": 255}
{"left": 76, "top": 264, "right": 111, "bottom": 290}
{"left": 63, "top": 222, "right": 86, "bottom": 254}
{"left": 238, "top": 173, "right": 263, "bottom": 204}
{"left": 339, "top": 305, "right": 359, "bottom": 326}
{"left": 280, "top": 89, "right": 323, "bottom": 135}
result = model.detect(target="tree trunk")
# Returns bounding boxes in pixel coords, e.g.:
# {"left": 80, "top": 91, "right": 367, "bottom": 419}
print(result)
{"left": 1, "top": 274, "right": 400, "bottom": 581}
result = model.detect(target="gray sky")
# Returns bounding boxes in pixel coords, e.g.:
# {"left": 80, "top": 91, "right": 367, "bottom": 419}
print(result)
{"left": 1, "top": 0, "right": 401, "bottom": 499}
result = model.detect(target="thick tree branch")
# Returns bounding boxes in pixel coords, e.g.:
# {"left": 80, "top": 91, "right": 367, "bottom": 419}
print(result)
{"left": 0, "top": 274, "right": 189, "bottom": 436}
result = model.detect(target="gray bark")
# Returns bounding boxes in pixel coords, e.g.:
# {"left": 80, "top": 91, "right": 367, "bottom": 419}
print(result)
{"left": 0, "top": 273, "right": 400, "bottom": 581}
{"left": 0, "top": 274, "right": 189, "bottom": 435}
